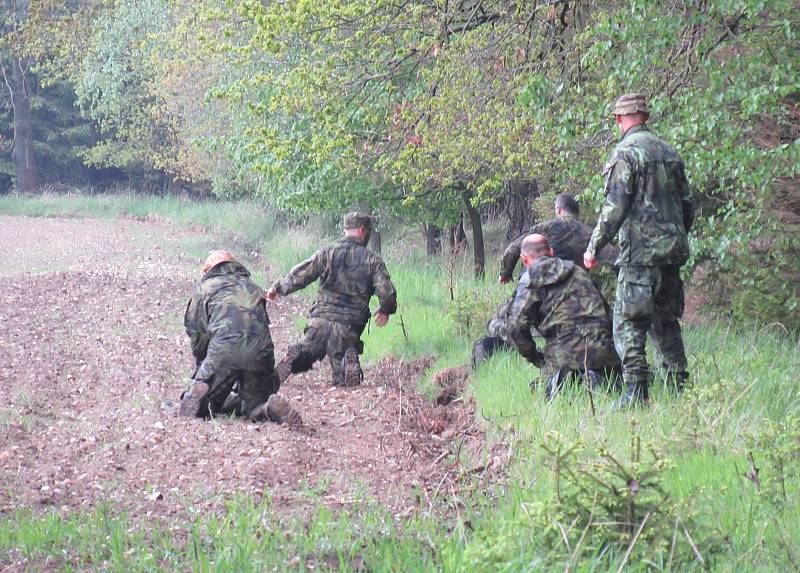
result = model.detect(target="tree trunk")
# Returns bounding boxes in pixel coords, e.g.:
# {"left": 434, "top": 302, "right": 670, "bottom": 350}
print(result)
{"left": 448, "top": 215, "right": 467, "bottom": 255}
{"left": 4, "top": 58, "right": 38, "bottom": 193}
{"left": 462, "top": 191, "right": 485, "bottom": 279}
{"left": 423, "top": 223, "right": 442, "bottom": 256}
{"left": 505, "top": 179, "right": 538, "bottom": 241}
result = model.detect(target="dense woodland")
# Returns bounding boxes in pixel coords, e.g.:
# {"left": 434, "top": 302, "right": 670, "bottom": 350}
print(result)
{"left": 1, "top": 0, "right": 798, "bottom": 324}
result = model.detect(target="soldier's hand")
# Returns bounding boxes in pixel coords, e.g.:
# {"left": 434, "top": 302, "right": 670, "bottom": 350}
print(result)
{"left": 583, "top": 251, "right": 598, "bottom": 270}
{"left": 266, "top": 287, "right": 279, "bottom": 301}
{"left": 374, "top": 311, "right": 390, "bottom": 327}
{"left": 499, "top": 274, "right": 510, "bottom": 285}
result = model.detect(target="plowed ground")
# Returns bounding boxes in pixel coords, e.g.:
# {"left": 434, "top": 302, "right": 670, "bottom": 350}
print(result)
{"left": 0, "top": 216, "right": 484, "bottom": 522}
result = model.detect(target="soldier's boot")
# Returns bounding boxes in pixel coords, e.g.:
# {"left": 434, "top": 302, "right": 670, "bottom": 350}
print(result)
{"left": 614, "top": 378, "right": 650, "bottom": 410}
{"left": 544, "top": 370, "right": 566, "bottom": 402}
{"left": 341, "top": 347, "right": 363, "bottom": 387}
{"left": 471, "top": 336, "right": 508, "bottom": 370}
{"left": 276, "top": 345, "right": 302, "bottom": 385}
{"left": 178, "top": 382, "right": 209, "bottom": 417}
{"left": 265, "top": 394, "right": 303, "bottom": 427}
{"left": 665, "top": 370, "right": 690, "bottom": 394}
{"left": 585, "top": 370, "right": 603, "bottom": 391}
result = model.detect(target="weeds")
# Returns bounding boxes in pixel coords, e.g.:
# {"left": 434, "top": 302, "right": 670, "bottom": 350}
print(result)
{"left": 2, "top": 193, "right": 800, "bottom": 571}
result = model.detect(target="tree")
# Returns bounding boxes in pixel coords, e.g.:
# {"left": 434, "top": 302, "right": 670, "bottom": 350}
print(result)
{"left": 1, "top": 0, "right": 37, "bottom": 192}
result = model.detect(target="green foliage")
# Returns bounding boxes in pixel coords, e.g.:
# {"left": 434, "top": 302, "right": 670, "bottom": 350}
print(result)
{"left": 728, "top": 236, "right": 800, "bottom": 329}
{"left": 74, "top": 0, "right": 176, "bottom": 177}
{"left": 448, "top": 287, "right": 498, "bottom": 339}
{"left": 2, "top": 194, "right": 800, "bottom": 571}
{"left": 0, "top": 76, "right": 108, "bottom": 191}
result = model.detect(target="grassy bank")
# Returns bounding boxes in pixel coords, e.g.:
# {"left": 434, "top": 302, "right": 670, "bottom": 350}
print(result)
{"left": 2, "top": 193, "right": 799, "bottom": 571}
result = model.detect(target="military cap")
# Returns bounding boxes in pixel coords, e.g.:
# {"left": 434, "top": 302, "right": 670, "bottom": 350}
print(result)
{"left": 343, "top": 212, "right": 374, "bottom": 229}
{"left": 612, "top": 93, "right": 650, "bottom": 116}
{"left": 202, "top": 249, "right": 237, "bottom": 273}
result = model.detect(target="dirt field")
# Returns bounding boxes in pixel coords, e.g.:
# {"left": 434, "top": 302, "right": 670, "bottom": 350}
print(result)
{"left": 0, "top": 215, "right": 483, "bottom": 521}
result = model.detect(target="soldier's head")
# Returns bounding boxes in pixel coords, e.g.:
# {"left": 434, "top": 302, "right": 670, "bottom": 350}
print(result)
{"left": 343, "top": 212, "right": 374, "bottom": 245}
{"left": 202, "top": 250, "right": 237, "bottom": 274}
{"left": 520, "top": 234, "right": 554, "bottom": 268}
{"left": 554, "top": 193, "right": 579, "bottom": 218}
{"left": 612, "top": 93, "right": 650, "bottom": 133}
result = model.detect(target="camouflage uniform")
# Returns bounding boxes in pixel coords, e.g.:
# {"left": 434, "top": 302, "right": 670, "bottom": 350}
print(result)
{"left": 587, "top": 118, "right": 694, "bottom": 398}
{"left": 473, "top": 213, "right": 619, "bottom": 367}
{"left": 506, "top": 256, "right": 620, "bottom": 396}
{"left": 184, "top": 261, "right": 278, "bottom": 417}
{"left": 500, "top": 213, "right": 619, "bottom": 282}
{"left": 272, "top": 217, "right": 397, "bottom": 385}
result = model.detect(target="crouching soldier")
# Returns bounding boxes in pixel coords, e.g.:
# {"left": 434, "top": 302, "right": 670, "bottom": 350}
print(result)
{"left": 267, "top": 213, "right": 397, "bottom": 387}
{"left": 179, "top": 250, "right": 301, "bottom": 426}
{"left": 474, "top": 193, "right": 620, "bottom": 370}
{"left": 507, "top": 235, "right": 620, "bottom": 400}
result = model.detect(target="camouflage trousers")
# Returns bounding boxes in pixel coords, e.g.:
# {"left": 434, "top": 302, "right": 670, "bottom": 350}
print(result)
{"left": 540, "top": 326, "right": 621, "bottom": 381}
{"left": 193, "top": 352, "right": 279, "bottom": 418}
{"left": 613, "top": 265, "right": 688, "bottom": 384}
{"left": 286, "top": 317, "right": 364, "bottom": 385}
{"left": 486, "top": 300, "right": 512, "bottom": 341}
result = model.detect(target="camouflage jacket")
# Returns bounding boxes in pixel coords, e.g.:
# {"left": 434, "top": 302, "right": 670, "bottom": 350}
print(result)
{"left": 587, "top": 124, "right": 695, "bottom": 267}
{"left": 184, "top": 261, "right": 274, "bottom": 368}
{"left": 500, "top": 214, "right": 619, "bottom": 281}
{"left": 271, "top": 236, "right": 397, "bottom": 330}
{"left": 506, "top": 257, "right": 617, "bottom": 371}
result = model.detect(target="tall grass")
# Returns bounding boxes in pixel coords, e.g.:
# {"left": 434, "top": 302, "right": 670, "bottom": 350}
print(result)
{"left": 2, "top": 193, "right": 799, "bottom": 571}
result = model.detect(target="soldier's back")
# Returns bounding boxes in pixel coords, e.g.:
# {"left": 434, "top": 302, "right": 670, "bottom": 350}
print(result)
{"left": 312, "top": 237, "right": 386, "bottom": 328}
{"left": 610, "top": 127, "right": 691, "bottom": 266}
{"left": 200, "top": 263, "right": 271, "bottom": 360}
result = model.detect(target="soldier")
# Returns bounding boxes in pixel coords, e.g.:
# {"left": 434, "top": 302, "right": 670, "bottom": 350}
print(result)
{"left": 499, "top": 192, "right": 618, "bottom": 284}
{"left": 472, "top": 193, "right": 619, "bottom": 369}
{"left": 584, "top": 93, "right": 694, "bottom": 408}
{"left": 267, "top": 212, "right": 397, "bottom": 387}
{"left": 507, "top": 235, "right": 620, "bottom": 400}
{"left": 180, "top": 250, "right": 301, "bottom": 426}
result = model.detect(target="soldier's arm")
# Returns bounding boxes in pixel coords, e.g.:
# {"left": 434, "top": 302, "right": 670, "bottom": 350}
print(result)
{"left": 499, "top": 232, "right": 528, "bottom": 282}
{"left": 271, "top": 249, "right": 325, "bottom": 296}
{"left": 184, "top": 290, "right": 209, "bottom": 366}
{"left": 679, "top": 163, "right": 695, "bottom": 232}
{"left": 587, "top": 156, "right": 634, "bottom": 256}
{"left": 597, "top": 243, "right": 620, "bottom": 267}
{"left": 372, "top": 260, "right": 398, "bottom": 316}
{"left": 505, "top": 281, "right": 545, "bottom": 366}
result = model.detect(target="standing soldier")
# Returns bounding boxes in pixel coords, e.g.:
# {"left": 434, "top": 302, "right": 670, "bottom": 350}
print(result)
{"left": 506, "top": 235, "right": 620, "bottom": 400}
{"left": 267, "top": 212, "right": 397, "bottom": 387}
{"left": 584, "top": 93, "right": 695, "bottom": 408}
{"left": 180, "top": 250, "right": 301, "bottom": 426}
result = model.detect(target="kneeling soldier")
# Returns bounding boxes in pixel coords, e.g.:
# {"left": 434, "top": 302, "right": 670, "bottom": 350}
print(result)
{"left": 507, "top": 235, "right": 620, "bottom": 400}
{"left": 180, "top": 250, "right": 301, "bottom": 426}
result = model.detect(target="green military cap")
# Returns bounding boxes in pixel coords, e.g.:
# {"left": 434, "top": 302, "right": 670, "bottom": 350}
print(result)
{"left": 612, "top": 93, "right": 650, "bottom": 116}
{"left": 343, "top": 211, "right": 374, "bottom": 229}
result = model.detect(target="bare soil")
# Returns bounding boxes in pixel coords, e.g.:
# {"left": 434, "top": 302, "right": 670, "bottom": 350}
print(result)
{"left": 0, "top": 215, "right": 486, "bottom": 522}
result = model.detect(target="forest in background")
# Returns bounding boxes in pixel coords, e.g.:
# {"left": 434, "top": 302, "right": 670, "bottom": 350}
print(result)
{"left": 1, "top": 0, "right": 799, "bottom": 325}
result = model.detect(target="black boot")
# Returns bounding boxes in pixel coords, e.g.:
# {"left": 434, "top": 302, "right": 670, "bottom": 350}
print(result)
{"left": 544, "top": 370, "right": 566, "bottom": 401}
{"left": 614, "top": 379, "right": 650, "bottom": 410}
{"left": 341, "top": 347, "right": 363, "bottom": 387}
{"left": 178, "top": 382, "right": 209, "bottom": 417}
{"left": 276, "top": 345, "right": 302, "bottom": 385}
{"left": 251, "top": 394, "right": 303, "bottom": 427}
{"left": 665, "top": 370, "right": 690, "bottom": 393}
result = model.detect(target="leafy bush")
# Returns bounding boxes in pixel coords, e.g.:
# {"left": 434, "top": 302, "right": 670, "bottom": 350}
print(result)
{"left": 448, "top": 288, "right": 500, "bottom": 339}
{"left": 728, "top": 238, "right": 800, "bottom": 331}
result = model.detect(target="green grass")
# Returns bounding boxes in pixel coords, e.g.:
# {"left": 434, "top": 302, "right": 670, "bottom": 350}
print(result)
{"left": 1, "top": 193, "right": 799, "bottom": 571}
